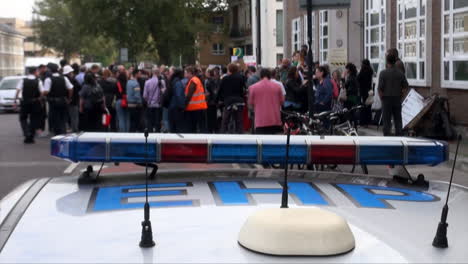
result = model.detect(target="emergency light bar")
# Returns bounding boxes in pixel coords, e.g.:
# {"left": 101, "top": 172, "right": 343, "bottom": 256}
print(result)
{"left": 51, "top": 133, "right": 448, "bottom": 166}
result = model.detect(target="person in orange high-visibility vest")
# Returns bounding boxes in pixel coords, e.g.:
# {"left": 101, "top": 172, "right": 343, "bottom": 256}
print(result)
{"left": 184, "top": 66, "right": 208, "bottom": 133}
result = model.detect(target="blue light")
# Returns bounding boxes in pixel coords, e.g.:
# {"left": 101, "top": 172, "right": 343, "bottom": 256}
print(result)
{"left": 51, "top": 135, "right": 78, "bottom": 162}
{"left": 262, "top": 144, "right": 308, "bottom": 164}
{"left": 75, "top": 142, "right": 106, "bottom": 162}
{"left": 211, "top": 143, "right": 258, "bottom": 163}
{"left": 407, "top": 141, "right": 448, "bottom": 165}
{"left": 110, "top": 142, "right": 157, "bottom": 162}
{"left": 359, "top": 141, "right": 404, "bottom": 165}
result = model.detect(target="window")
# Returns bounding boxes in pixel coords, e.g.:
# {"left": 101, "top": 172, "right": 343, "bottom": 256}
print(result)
{"left": 397, "top": 0, "right": 426, "bottom": 83}
{"left": 319, "top": 10, "right": 328, "bottom": 64}
{"left": 212, "top": 43, "right": 225, "bottom": 55}
{"left": 303, "top": 13, "right": 316, "bottom": 60}
{"left": 442, "top": 0, "right": 468, "bottom": 86}
{"left": 292, "top": 18, "right": 301, "bottom": 53}
{"left": 365, "top": 0, "right": 386, "bottom": 73}
{"left": 276, "top": 10, "right": 283, "bottom": 47}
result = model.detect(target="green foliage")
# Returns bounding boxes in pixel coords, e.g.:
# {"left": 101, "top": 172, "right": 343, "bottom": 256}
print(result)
{"left": 34, "top": 0, "right": 227, "bottom": 65}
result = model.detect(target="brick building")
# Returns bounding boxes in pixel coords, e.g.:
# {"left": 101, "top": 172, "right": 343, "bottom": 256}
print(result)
{"left": 283, "top": 0, "right": 468, "bottom": 125}
{"left": 197, "top": 13, "right": 231, "bottom": 66}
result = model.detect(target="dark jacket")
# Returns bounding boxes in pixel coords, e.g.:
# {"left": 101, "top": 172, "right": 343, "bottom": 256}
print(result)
{"left": 285, "top": 78, "right": 304, "bottom": 105}
{"left": 357, "top": 67, "right": 374, "bottom": 100}
{"left": 205, "top": 78, "right": 219, "bottom": 106}
{"left": 217, "top": 73, "right": 245, "bottom": 106}
{"left": 169, "top": 78, "right": 186, "bottom": 110}
{"left": 99, "top": 79, "right": 118, "bottom": 109}
{"left": 378, "top": 66, "right": 409, "bottom": 98}
{"left": 345, "top": 75, "right": 359, "bottom": 97}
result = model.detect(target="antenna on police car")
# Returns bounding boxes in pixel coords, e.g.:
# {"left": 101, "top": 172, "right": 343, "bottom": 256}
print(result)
{"left": 139, "top": 128, "right": 155, "bottom": 248}
{"left": 281, "top": 123, "right": 292, "bottom": 208}
{"left": 432, "top": 135, "right": 462, "bottom": 248}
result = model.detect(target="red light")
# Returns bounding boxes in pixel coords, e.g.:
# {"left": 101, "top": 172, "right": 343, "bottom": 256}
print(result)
{"left": 161, "top": 142, "right": 208, "bottom": 163}
{"left": 310, "top": 144, "right": 356, "bottom": 164}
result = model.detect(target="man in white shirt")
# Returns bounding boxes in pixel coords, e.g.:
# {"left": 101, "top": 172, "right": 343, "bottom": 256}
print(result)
{"left": 42, "top": 63, "right": 73, "bottom": 135}
{"left": 14, "top": 67, "right": 44, "bottom": 143}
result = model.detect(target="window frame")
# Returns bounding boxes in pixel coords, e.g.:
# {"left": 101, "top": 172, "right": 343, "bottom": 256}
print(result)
{"left": 397, "top": 0, "right": 428, "bottom": 86}
{"left": 319, "top": 10, "right": 329, "bottom": 64}
{"left": 303, "top": 13, "right": 316, "bottom": 60}
{"left": 441, "top": 0, "right": 468, "bottom": 89}
{"left": 211, "top": 43, "right": 225, "bottom": 56}
{"left": 364, "top": 0, "right": 386, "bottom": 74}
{"left": 292, "top": 17, "right": 301, "bottom": 54}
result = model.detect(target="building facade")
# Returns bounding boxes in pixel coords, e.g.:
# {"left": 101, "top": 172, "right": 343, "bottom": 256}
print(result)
{"left": 283, "top": 0, "right": 365, "bottom": 71}
{"left": 251, "top": 0, "right": 284, "bottom": 67}
{"left": 282, "top": 0, "right": 468, "bottom": 125}
{"left": 0, "top": 23, "right": 24, "bottom": 77}
{"left": 197, "top": 14, "right": 231, "bottom": 66}
{"left": 227, "top": 0, "right": 254, "bottom": 58}
{"left": 0, "top": 18, "right": 45, "bottom": 57}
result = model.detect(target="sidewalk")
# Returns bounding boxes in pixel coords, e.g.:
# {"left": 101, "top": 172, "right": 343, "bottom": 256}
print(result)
{"left": 359, "top": 125, "right": 468, "bottom": 173}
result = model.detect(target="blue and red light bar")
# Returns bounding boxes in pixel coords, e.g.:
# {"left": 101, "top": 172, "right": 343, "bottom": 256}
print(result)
{"left": 51, "top": 133, "right": 448, "bottom": 166}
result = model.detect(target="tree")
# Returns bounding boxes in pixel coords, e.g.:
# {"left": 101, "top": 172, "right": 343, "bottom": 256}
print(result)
{"left": 33, "top": 0, "right": 83, "bottom": 60}
{"left": 34, "top": 0, "right": 227, "bottom": 65}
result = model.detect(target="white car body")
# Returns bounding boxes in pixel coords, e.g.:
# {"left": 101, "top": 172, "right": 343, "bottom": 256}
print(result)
{"left": 0, "top": 76, "right": 25, "bottom": 112}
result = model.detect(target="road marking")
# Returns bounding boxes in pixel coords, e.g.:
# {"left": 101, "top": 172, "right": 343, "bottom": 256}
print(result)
{"left": 0, "top": 161, "right": 67, "bottom": 167}
{"left": 64, "top": 162, "right": 80, "bottom": 174}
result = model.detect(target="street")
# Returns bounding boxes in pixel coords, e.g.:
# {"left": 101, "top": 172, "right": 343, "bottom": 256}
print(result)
{"left": 1, "top": 112, "right": 467, "bottom": 200}
{"left": 0, "top": 113, "right": 69, "bottom": 199}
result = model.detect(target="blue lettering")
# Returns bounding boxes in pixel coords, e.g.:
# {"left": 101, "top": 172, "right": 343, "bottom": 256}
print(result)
{"left": 93, "top": 183, "right": 193, "bottom": 211}
{"left": 210, "top": 181, "right": 329, "bottom": 206}
{"left": 336, "top": 184, "right": 438, "bottom": 208}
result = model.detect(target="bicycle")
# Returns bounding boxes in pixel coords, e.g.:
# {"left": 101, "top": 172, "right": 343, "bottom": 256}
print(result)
{"left": 329, "top": 105, "right": 368, "bottom": 174}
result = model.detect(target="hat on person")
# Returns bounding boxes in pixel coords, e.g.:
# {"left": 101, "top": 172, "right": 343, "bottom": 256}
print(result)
{"left": 63, "top": 65, "right": 74, "bottom": 75}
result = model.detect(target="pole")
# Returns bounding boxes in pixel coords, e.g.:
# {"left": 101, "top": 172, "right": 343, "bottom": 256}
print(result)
{"left": 306, "top": 0, "right": 315, "bottom": 115}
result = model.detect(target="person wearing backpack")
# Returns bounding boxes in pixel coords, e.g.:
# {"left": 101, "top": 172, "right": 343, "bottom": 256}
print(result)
{"left": 143, "top": 68, "right": 165, "bottom": 132}
{"left": 79, "top": 72, "right": 105, "bottom": 132}
{"left": 42, "top": 63, "right": 73, "bottom": 135}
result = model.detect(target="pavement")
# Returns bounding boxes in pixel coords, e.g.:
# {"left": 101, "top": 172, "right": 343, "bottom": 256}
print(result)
{"left": 0, "top": 112, "right": 467, "bottom": 201}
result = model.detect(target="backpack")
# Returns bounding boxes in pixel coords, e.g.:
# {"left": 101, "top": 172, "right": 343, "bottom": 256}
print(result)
{"left": 88, "top": 84, "right": 104, "bottom": 106}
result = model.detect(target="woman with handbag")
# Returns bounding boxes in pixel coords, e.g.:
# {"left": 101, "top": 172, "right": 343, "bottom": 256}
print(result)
{"left": 99, "top": 69, "right": 118, "bottom": 132}
{"left": 116, "top": 70, "right": 129, "bottom": 132}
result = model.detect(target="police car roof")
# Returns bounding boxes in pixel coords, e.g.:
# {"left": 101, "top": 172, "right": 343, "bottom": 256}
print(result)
{"left": 1, "top": 169, "right": 468, "bottom": 263}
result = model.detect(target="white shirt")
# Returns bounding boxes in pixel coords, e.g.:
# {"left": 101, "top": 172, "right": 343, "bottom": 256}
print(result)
{"left": 16, "top": 75, "right": 44, "bottom": 93}
{"left": 43, "top": 73, "right": 73, "bottom": 93}
{"left": 272, "top": 79, "right": 287, "bottom": 96}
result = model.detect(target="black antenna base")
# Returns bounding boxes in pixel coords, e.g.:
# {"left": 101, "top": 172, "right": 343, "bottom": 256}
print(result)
{"left": 140, "top": 203, "right": 155, "bottom": 248}
{"left": 139, "top": 220, "right": 156, "bottom": 248}
{"left": 432, "top": 204, "right": 449, "bottom": 248}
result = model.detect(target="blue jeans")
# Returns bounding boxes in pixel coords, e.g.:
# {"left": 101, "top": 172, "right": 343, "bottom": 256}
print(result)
{"left": 116, "top": 100, "right": 129, "bottom": 132}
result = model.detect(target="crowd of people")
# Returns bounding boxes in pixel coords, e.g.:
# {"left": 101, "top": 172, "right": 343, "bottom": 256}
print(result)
{"left": 15, "top": 47, "right": 408, "bottom": 144}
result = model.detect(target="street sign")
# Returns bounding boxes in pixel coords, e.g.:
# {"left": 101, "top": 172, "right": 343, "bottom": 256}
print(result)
{"left": 120, "top": 48, "right": 128, "bottom": 63}
{"left": 299, "top": 0, "right": 351, "bottom": 10}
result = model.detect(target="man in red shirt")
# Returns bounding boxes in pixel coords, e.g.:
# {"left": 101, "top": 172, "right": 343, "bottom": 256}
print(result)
{"left": 248, "top": 68, "right": 285, "bottom": 134}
